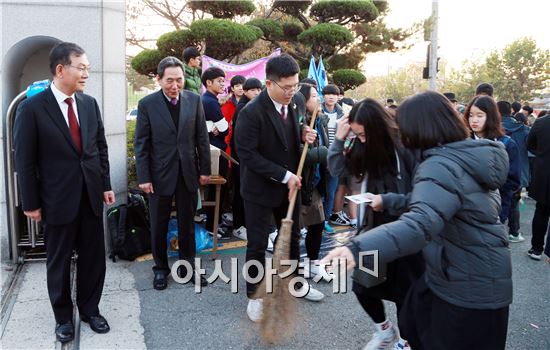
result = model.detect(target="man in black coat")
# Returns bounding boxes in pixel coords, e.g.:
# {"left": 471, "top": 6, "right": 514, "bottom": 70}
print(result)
{"left": 14, "top": 42, "right": 115, "bottom": 343}
{"left": 234, "top": 54, "right": 318, "bottom": 322}
{"left": 134, "top": 56, "right": 211, "bottom": 289}
{"left": 527, "top": 114, "right": 550, "bottom": 261}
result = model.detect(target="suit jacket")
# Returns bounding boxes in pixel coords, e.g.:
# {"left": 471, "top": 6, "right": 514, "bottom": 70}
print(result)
{"left": 527, "top": 116, "right": 550, "bottom": 204}
{"left": 134, "top": 90, "right": 211, "bottom": 195}
{"left": 234, "top": 89, "right": 301, "bottom": 206}
{"left": 14, "top": 88, "right": 112, "bottom": 225}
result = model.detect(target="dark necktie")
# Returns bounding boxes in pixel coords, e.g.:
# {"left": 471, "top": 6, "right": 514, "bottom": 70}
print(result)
{"left": 64, "top": 97, "right": 82, "bottom": 154}
{"left": 170, "top": 98, "right": 178, "bottom": 106}
{"left": 280, "top": 105, "right": 286, "bottom": 120}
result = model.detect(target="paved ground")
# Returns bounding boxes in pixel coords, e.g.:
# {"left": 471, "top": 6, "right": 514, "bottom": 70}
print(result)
{"left": 1, "top": 197, "right": 549, "bottom": 349}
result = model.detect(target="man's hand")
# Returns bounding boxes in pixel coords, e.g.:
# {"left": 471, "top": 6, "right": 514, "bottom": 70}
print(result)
{"left": 24, "top": 208, "right": 42, "bottom": 222}
{"left": 103, "top": 191, "right": 116, "bottom": 205}
{"left": 139, "top": 182, "right": 154, "bottom": 194}
{"left": 199, "top": 175, "right": 210, "bottom": 186}
{"left": 287, "top": 173, "right": 302, "bottom": 201}
{"left": 212, "top": 126, "right": 220, "bottom": 136}
{"left": 302, "top": 125, "right": 317, "bottom": 144}
{"left": 365, "top": 193, "right": 383, "bottom": 212}
{"left": 335, "top": 116, "right": 351, "bottom": 141}
{"left": 320, "top": 246, "right": 356, "bottom": 272}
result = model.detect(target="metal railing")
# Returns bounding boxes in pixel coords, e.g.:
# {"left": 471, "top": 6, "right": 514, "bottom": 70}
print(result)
{"left": 5, "top": 91, "right": 46, "bottom": 263}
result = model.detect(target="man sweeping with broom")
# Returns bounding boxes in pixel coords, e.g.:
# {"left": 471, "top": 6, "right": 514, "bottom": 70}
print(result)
{"left": 234, "top": 54, "right": 324, "bottom": 326}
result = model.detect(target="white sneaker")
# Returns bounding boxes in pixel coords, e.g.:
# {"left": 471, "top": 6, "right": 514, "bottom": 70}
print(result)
{"left": 246, "top": 298, "right": 263, "bottom": 322}
{"left": 233, "top": 226, "right": 247, "bottom": 240}
{"left": 364, "top": 325, "right": 398, "bottom": 350}
{"left": 509, "top": 232, "right": 525, "bottom": 243}
{"left": 266, "top": 230, "right": 277, "bottom": 252}
{"left": 297, "top": 285, "right": 325, "bottom": 302}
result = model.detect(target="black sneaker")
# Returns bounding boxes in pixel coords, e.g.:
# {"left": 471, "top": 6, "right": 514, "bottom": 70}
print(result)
{"left": 330, "top": 212, "right": 351, "bottom": 226}
{"left": 528, "top": 248, "right": 542, "bottom": 261}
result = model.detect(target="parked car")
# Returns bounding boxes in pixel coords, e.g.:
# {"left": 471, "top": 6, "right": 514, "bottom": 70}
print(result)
{"left": 126, "top": 107, "right": 137, "bottom": 120}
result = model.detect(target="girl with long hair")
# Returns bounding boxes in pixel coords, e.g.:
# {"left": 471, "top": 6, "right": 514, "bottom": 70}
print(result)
{"left": 328, "top": 98, "right": 424, "bottom": 350}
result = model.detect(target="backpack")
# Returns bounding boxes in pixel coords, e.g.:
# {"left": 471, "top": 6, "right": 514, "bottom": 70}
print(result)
{"left": 107, "top": 191, "right": 151, "bottom": 261}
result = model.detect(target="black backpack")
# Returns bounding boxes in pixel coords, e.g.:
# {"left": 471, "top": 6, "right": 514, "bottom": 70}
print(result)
{"left": 107, "top": 191, "right": 151, "bottom": 261}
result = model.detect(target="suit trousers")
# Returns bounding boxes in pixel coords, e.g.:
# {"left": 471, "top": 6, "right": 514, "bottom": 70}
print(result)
{"left": 44, "top": 185, "right": 106, "bottom": 324}
{"left": 149, "top": 169, "right": 197, "bottom": 274}
{"left": 231, "top": 164, "right": 245, "bottom": 229}
{"left": 531, "top": 202, "right": 550, "bottom": 253}
{"left": 244, "top": 197, "right": 301, "bottom": 298}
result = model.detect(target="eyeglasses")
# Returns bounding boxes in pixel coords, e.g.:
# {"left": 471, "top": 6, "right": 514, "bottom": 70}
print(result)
{"left": 271, "top": 80, "right": 299, "bottom": 95}
{"left": 68, "top": 65, "right": 90, "bottom": 73}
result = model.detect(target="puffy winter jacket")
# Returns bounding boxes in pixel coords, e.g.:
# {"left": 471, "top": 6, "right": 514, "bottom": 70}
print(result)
{"left": 183, "top": 63, "right": 202, "bottom": 95}
{"left": 502, "top": 115, "right": 530, "bottom": 187}
{"left": 348, "top": 139, "right": 512, "bottom": 310}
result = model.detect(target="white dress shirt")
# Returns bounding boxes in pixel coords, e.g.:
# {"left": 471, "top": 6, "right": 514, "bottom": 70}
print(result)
{"left": 269, "top": 97, "right": 292, "bottom": 184}
{"left": 50, "top": 82, "right": 79, "bottom": 127}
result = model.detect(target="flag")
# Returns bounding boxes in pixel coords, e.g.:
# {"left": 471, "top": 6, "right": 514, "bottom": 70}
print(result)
{"left": 307, "top": 55, "right": 319, "bottom": 87}
{"left": 316, "top": 55, "right": 327, "bottom": 92}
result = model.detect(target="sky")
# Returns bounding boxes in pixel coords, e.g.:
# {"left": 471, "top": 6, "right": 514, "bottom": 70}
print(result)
{"left": 127, "top": 0, "right": 550, "bottom": 77}
{"left": 363, "top": 0, "right": 550, "bottom": 76}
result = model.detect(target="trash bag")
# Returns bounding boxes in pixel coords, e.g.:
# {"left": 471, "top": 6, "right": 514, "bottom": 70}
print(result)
{"left": 167, "top": 219, "right": 215, "bottom": 257}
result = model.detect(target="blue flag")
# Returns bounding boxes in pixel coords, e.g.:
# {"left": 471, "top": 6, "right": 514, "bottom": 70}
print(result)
{"left": 316, "top": 55, "right": 327, "bottom": 92}
{"left": 307, "top": 55, "right": 319, "bottom": 86}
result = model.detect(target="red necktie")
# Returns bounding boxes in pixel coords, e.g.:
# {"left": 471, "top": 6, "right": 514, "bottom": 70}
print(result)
{"left": 65, "top": 97, "right": 82, "bottom": 154}
{"left": 280, "top": 106, "right": 286, "bottom": 120}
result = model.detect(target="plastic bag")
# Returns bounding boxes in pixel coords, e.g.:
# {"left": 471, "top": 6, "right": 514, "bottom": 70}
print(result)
{"left": 167, "top": 219, "right": 214, "bottom": 257}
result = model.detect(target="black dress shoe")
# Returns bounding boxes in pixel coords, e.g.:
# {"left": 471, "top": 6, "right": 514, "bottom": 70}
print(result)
{"left": 81, "top": 314, "right": 110, "bottom": 334}
{"left": 153, "top": 272, "right": 167, "bottom": 290}
{"left": 55, "top": 321, "right": 74, "bottom": 343}
{"left": 194, "top": 274, "right": 208, "bottom": 287}
{"left": 178, "top": 265, "right": 207, "bottom": 287}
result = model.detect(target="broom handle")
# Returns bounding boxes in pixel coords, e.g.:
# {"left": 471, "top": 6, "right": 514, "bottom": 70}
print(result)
{"left": 285, "top": 105, "right": 320, "bottom": 219}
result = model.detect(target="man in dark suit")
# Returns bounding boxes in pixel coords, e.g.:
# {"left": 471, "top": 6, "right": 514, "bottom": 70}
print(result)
{"left": 134, "top": 56, "right": 211, "bottom": 290}
{"left": 14, "top": 42, "right": 115, "bottom": 343}
{"left": 234, "top": 54, "right": 320, "bottom": 322}
{"left": 527, "top": 114, "right": 550, "bottom": 261}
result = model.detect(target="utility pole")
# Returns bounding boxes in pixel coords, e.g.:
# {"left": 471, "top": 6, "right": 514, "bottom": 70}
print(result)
{"left": 428, "top": 0, "right": 439, "bottom": 90}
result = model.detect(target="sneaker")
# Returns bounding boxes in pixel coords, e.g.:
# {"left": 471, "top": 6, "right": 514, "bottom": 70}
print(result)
{"left": 232, "top": 226, "right": 247, "bottom": 240}
{"left": 194, "top": 213, "right": 206, "bottom": 223}
{"left": 364, "top": 325, "right": 398, "bottom": 350}
{"left": 207, "top": 230, "right": 222, "bottom": 239}
{"left": 528, "top": 248, "right": 542, "bottom": 261}
{"left": 393, "top": 342, "right": 411, "bottom": 350}
{"left": 246, "top": 298, "right": 263, "bottom": 322}
{"left": 302, "top": 260, "right": 330, "bottom": 281}
{"left": 266, "top": 230, "right": 277, "bottom": 253}
{"left": 222, "top": 212, "right": 233, "bottom": 227}
{"left": 324, "top": 221, "right": 334, "bottom": 233}
{"left": 330, "top": 211, "right": 351, "bottom": 226}
{"left": 297, "top": 285, "right": 325, "bottom": 302}
{"left": 509, "top": 232, "right": 525, "bottom": 243}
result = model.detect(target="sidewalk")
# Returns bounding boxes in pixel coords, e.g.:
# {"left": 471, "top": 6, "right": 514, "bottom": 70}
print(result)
{"left": 1, "top": 198, "right": 549, "bottom": 349}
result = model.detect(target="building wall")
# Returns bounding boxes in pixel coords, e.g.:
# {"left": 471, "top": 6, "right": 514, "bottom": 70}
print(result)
{"left": 0, "top": 1, "right": 127, "bottom": 262}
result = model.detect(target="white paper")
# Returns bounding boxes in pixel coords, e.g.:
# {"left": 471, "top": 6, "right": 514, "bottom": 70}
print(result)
{"left": 345, "top": 193, "right": 373, "bottom": 204}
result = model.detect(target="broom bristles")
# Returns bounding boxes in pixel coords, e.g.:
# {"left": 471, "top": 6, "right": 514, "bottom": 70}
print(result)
{"left": 255, "top": 218, "right": 297, "bottom": 344}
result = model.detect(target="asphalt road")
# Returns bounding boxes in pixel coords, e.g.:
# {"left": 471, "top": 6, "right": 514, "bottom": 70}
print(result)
{"left": 129, "top": 197, "right": 550, "bottom": 350}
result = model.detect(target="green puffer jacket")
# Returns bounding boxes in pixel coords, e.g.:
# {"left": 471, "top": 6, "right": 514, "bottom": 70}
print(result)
{"left": 183, "top": 63, "right": 202, "bottom": 95}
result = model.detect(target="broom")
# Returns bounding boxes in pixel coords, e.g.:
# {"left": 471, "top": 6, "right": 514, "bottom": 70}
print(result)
{"left": 256, "top": 104, "right": 320, "bottom": 344}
